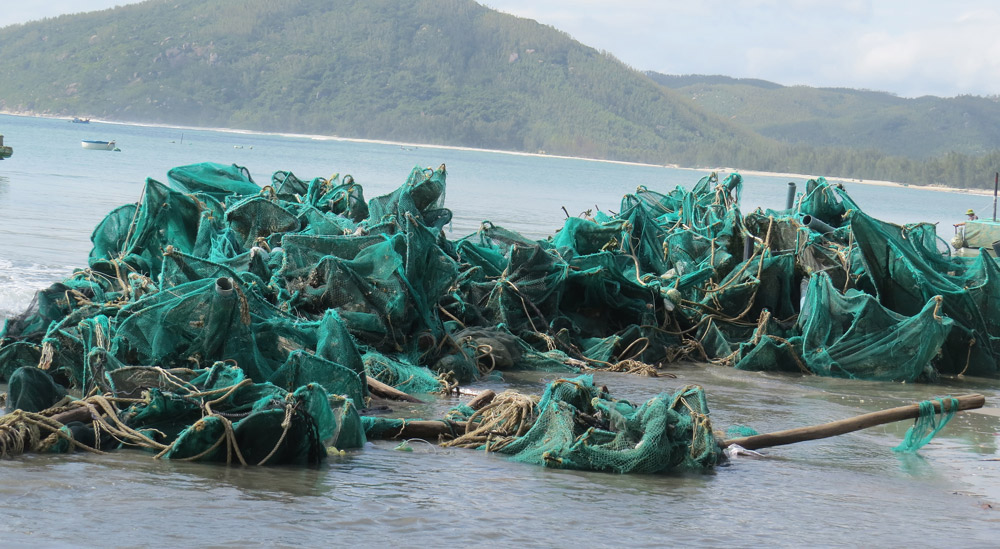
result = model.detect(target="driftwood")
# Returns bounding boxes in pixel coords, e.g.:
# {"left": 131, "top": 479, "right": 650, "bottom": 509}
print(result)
{"left": 722, "top": 393, "right": 986, "bottom": 451}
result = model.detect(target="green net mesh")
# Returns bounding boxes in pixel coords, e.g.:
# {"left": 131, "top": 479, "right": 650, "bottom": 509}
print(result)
{"left": 893, "top": 397, "right": 960, "bottom": 453}
{"left": 371, "top": 374, "right": 722, "bottom": 474}
{"left": 491, "top": 375, "right": 720, "bottom": 473}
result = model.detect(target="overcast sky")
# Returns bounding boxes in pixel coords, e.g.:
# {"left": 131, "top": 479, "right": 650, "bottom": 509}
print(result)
{"left": 2, "top": 1, "right": 997, "bottom": 98}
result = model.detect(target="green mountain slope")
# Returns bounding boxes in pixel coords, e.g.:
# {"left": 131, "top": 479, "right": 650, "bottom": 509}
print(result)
{"left": 649, "top": 73, "right": 1000, "bottom": 159}
{"left": 0, "top": 0, "right": 772, "bottom": 166}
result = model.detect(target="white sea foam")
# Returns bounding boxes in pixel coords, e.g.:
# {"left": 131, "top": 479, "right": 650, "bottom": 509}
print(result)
{"left": 0, "top": 257, "right": 73, "bottom": 321}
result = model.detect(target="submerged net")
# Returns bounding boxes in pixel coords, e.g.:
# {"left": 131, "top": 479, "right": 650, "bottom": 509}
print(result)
{"left": 0, "top": 161, "right": 988, "bottom": 469}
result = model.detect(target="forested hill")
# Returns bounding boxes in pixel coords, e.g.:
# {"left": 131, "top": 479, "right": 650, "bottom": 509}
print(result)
{"left": 0, "top": 0, "right": 772, "bottom": 167}
{"left": 649, "top": 73, "right": 1000, "bottom": 160}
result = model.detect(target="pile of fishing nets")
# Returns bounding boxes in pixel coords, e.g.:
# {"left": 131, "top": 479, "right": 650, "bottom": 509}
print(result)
{"left": 0, "top": 161, "right": 995, "bottom": 469}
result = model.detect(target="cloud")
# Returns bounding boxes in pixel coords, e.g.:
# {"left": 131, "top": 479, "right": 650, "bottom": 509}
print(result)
{"left": 485, "top": 0, "right": 1000, "bottom": 97}
{"left": 846, "top": 6, "right": 1000, "bottom": 95}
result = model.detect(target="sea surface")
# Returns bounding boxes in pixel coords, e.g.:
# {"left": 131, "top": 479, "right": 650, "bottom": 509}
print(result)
{"left": 0, "top": 113, "right": 998, "bottom": 547}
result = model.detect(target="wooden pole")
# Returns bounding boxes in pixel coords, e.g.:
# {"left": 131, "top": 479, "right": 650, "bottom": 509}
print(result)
{"left": 367, "top": 377, "right": 424, "bottom": 403}
{"left": 49, "top": 406, "right": 95, "bottom": 425}
{"left": 376, "top": 419, "right": 467, "bottom": 440}
{"left": 722, "top": 394, "right": 985, "bottom": 451}
{"left": 366, "top": 390, "right": 496, "bottom": 440}
{"left": 466, "top": 389, "right": 496, "bottom": 410}
{"left": 367, "top": 393, "right": 987, "bottom": 450}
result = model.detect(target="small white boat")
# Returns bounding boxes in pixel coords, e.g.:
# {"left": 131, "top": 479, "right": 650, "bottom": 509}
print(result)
{"left": 81, "top": 140, "right": 116, "bottom": 150}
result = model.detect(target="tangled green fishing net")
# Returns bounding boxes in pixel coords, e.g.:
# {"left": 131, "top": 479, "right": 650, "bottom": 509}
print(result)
{"left": 483, "top": 375, "right": 720, "bottom": 473}
{"left": 3, "top": 160, "right": 998, "bottom": 472}
{"left": 893, "top": 397, "right": 960, "bottom": 453}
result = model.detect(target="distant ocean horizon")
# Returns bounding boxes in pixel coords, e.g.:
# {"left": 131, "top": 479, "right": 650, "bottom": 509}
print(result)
{"left": 5, "top": 108, "right": 993, "bottom": 198}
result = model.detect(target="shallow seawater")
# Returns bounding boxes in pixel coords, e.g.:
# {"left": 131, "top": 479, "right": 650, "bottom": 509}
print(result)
{"left": 0, "top": 114, "right": 998, "bottom": 546}
{"left": 2, "top": 367, "right": 997, "bottom": 546}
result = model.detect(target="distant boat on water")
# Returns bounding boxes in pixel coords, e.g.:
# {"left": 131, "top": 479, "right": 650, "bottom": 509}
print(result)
{"left": 71, "top": 117, "right": 91, "bottom": 124}
{"left": 81, "top": 140, "right": 116, "bottom": 151}
{"left": 0, "top": 134, "right": 12, "bottom": 160}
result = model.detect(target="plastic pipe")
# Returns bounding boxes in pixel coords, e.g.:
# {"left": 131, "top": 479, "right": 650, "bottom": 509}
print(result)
{"left": 799, "top": 214, "right": 835, "bottom": 234}
{"left": 993, "top": 172, "right": 998, "bottom": 222}
{"left": 215, "top": 277, "right": 234, "bottom": 296}
{"left": 785, "top": 182, "right": 796, "bottom": 210}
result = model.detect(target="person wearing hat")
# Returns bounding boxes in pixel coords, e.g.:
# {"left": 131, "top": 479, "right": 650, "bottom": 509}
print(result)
{"left": 955, "top": 209, "right": 979, "bottom": 229}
